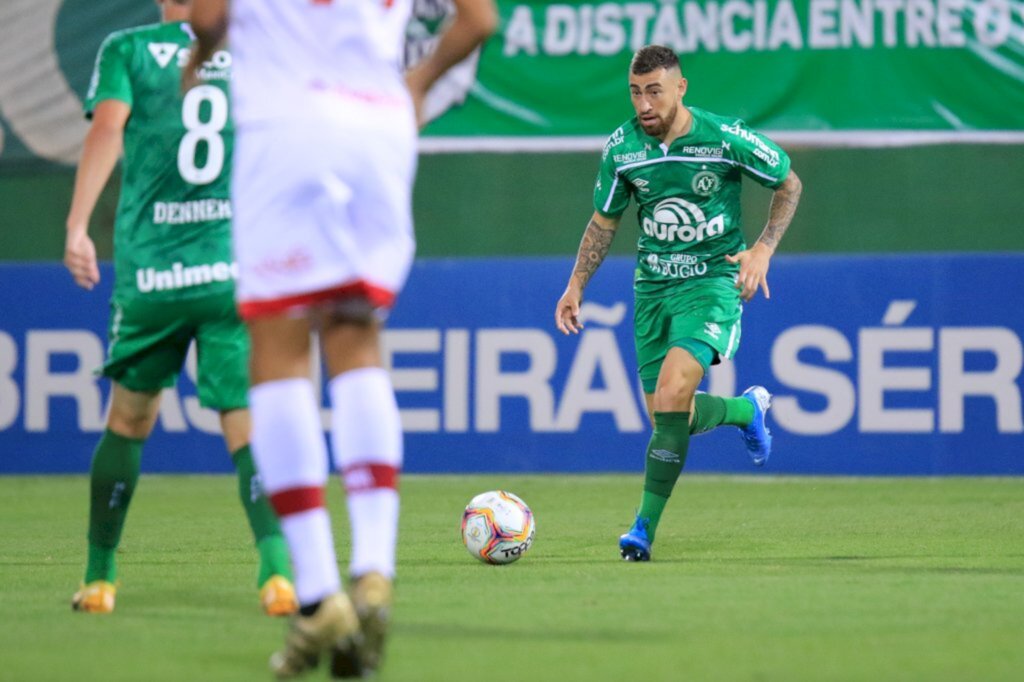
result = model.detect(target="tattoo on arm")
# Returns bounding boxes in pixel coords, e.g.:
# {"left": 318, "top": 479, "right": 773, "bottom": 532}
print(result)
{"left": 571, "top": 218, "right": 617, "bottom": 289}
{"left": 757, "top": 172, "right": 803, "bottom": 252}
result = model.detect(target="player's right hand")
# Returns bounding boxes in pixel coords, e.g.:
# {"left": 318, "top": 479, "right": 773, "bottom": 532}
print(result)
{"left": 555, "top": 285, "right": 584, "bottom": 335}
{"left": 64, "top": 229, "right": 100, "bottom": 290}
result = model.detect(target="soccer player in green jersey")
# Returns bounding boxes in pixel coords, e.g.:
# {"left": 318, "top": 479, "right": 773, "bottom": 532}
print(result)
{"left": 63, "top": 0, "right": 295, "bottom": 614}
{"left": 555, "top": 45, "right": 803, "bottom": 562}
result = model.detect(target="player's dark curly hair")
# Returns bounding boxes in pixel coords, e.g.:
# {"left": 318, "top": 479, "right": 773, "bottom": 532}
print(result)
{"left": 630, "top": 45, "right": 681, "bottom": 75}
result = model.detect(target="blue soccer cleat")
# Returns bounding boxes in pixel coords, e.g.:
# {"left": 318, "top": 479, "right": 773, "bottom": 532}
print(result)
{"left": 619, "top": 516, "right": 652, "bottom": 562}
{"left": 740, "top": 386, "right": 773, "bottom": 467}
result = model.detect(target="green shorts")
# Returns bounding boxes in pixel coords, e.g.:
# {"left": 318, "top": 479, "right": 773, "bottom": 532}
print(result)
{"left": 101, "top": 293, "right": 249, "bottom": 411}
{"left": 634, "top": 280, "right": 743, "bottom": 394}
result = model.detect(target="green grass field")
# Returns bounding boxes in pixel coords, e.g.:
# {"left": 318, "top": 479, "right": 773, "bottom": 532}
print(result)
{"left": 3, "top": 474, "right": 1023, "bottom": 682}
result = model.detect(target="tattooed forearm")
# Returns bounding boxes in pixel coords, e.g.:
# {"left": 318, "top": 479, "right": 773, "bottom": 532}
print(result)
{"left": 757, "top": 170, "right": 802, "bottom": 252}
{"left": 571, "top": 218, "right": 617, "bottom": 289}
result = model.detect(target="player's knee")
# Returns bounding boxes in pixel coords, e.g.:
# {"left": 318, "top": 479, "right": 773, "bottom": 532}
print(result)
{"left": 652, "top": 377, "right": 697, "bottom": 412}
{"left": 321, "top": 317, "right": 381, "bottom": 377}
{"left": 107, "top": 407, "right": 156, "bottom": 439}
{"left": 247, "top": 316, "right": 313, "bottom": 383}
{"left": 107, "top": 385, "right": 160, "bottom": 438}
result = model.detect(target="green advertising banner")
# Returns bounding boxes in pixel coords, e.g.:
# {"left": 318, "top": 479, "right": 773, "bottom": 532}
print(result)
{"left": 1, "top": 0, "right": 1022, "bottom": 167}
{"left": 415, "top": 0, "right": 1024, "bottom": 149}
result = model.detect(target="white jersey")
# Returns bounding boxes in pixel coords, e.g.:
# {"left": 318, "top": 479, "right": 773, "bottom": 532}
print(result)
{"left": 230, "top": 0, "right": 414, "bottom": 125}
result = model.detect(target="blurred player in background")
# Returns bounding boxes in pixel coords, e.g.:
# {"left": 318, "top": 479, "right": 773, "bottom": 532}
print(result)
{"left": 555, "top": 45, "right": 802, "bottom": 562}
{"left": 404, "top": 0, "right": 485, "bottom": 125}
{"left": 63, "top": 0, "right": 296, "bottom": 616}
{"left": 188, "top": 0, "right": 496, "bottom": 677}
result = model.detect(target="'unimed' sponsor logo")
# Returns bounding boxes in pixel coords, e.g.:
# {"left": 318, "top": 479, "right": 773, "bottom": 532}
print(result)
{"left": 136, "top": 261, "right": 238, "bottom": 293}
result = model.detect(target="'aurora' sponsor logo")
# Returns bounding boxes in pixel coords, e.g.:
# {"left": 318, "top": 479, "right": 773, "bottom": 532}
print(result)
{"left": 642, "top": 197, "right": 725, "bottom": 243}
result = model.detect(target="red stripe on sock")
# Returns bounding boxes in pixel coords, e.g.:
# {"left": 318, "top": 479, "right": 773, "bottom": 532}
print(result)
{"left": 269, "top": 486, "right": 325, "bottom": 517}
{"left": 342, "top": 464, "right": 399, "bottom": 494}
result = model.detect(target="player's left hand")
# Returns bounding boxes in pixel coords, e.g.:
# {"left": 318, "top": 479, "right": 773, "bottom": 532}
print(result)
{"left": 725, "top": 242, "right": 772, "bottom": 301}
{"left": 554, "top": 284, "right": 584, "bottom": 335}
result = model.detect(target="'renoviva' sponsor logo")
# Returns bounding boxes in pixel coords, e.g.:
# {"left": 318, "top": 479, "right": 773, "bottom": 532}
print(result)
{"left": 681, "top": 144, "right": 726, "bottom": 157}
{"left": 614, "top": 150, "right": 647, "bottom": 163}
{"left": 135, "top": 261, "right": 238, "bottom": 293}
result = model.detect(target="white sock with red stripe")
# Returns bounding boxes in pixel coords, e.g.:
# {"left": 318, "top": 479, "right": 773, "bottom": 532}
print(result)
{"left": 328, "top": 367, "right": 402, "bottom": 579}
{"left": 250, "top": 378, "right": 340, "bottom": 606}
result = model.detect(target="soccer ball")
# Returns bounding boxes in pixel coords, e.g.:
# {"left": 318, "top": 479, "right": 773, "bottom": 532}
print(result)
{"left": 461, "top": 490, "right": 536, "bottom": 565}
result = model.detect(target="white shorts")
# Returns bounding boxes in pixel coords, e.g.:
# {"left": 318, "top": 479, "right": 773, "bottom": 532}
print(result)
{"left": 232, "top": 91, "right": 417, "bottom": 320}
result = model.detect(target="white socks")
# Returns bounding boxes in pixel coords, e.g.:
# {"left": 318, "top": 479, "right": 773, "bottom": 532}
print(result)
{"left": 249, "top": 367, "right": 403, "bottom": 608}
{"left": 329, "top": 367, "right": 402, "bottom": 579}
{"left": 249, "top": 378, "right": 339, "bottom": 605}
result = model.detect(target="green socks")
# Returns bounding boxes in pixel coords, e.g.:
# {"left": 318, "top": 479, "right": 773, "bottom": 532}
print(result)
{"left": 82, "top": 437, "right": 290, "bottom": 587}
{"left": 231, "top": 446, "right": 292, "bottom": 586}
{"left": 637, "top": 411, "right": 691, "bottom": 543}
{"left": 85, "top": 430, "right": 144, "bottom": 583}
{"left": 632, "top": 395, "right": 756, "bottom": 544}
{"left": 690, "top": 394, "right": 755, "bottom": 435}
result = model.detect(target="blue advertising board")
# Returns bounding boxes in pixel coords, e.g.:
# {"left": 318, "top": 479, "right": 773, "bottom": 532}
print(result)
{"left": 1, "top": 255, "right": 1021, "bottom": 475}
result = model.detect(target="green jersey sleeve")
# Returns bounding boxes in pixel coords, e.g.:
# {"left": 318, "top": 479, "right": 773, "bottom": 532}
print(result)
{"left": 592, "top": 128, "right": 632, "bottom": 217}
{"left": 719, "top": 118, "right": 791, "bottom": 189}
{"left": 84, "top": 32, "right": 134, "bottom": 117}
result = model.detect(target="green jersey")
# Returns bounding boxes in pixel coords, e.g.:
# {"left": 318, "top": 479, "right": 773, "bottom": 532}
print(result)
{"left": 85, "top": 21, "right": 235, "bottom": 302}
{"left": 593, "top": 106, "right": 791, "bottom": 297}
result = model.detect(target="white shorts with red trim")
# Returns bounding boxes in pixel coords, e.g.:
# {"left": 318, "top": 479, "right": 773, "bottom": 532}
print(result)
{"left": 231, "top": 92, "right": 417, "bottom": 320}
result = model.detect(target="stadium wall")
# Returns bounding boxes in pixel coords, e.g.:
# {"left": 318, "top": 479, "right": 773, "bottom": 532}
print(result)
{"left": 1, "top": 256, "right": 1021, "bottom": 476}
{"left": 2, "top": 1, "right": 1020, "bottom": 477}
{"left": 3, "top": 145, "right": 1024, "bottom": 261}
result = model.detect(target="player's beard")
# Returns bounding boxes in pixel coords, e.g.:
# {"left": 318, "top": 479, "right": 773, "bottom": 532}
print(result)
{"left": 640, "top": 104, "right": 678, "bottom": 138}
